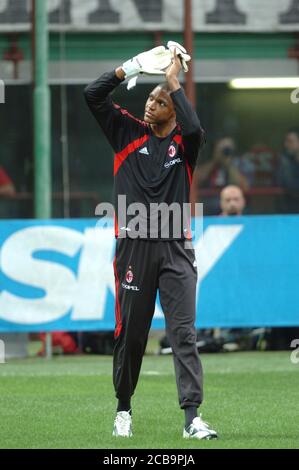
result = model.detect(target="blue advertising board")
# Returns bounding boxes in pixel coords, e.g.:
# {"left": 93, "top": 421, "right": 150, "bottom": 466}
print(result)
{"left": 0, "top": 216, "right": 298, "bottom": 332}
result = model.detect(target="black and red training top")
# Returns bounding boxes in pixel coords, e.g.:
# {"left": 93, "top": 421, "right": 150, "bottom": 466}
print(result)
{"left": 84, "top": 71, "right": 205, "bottom": 240}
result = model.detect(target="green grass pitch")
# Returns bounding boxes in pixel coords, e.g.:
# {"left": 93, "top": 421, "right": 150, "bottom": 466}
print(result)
{"left": 0, "top": 351, "right": 298, "bottom": 449}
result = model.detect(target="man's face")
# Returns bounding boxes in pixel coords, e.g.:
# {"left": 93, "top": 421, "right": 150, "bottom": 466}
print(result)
{"left": 144, "top": 86, "right": 175, "bottom": 125}
{"left": 220, "top": 187, "right": 245, "bottom": 216}
{"left": 284, "top": 132, "right": 299, "bottom": 156}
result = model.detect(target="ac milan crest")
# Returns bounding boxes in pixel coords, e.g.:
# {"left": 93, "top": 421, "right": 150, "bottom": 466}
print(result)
{"left": 126, "top": 267, "right": 133, "bottom": 284}
{"left": 168, "top": 144, "right": 176, "bottom": 158}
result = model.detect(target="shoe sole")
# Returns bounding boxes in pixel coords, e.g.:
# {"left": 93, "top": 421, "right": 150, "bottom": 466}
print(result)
{"left": 183, "top": 431, "right": 218, "bottom": 440}
{"left": 203, "top": 434, "right": 218, "bottom": 440}
{"left": 112, "top": 430, "right": 133, "bottom": 438}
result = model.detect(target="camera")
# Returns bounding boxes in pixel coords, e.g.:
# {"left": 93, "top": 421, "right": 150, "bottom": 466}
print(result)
{"left": 222, "top": 146, "right": 234, "bottom": 157}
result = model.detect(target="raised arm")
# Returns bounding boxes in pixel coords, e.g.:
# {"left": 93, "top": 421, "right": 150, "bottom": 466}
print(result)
{"left": 84, "top": 46, "right": 174, "bottom": 151}
{"left": 166, "top": 50, "right": 205, "bottom": 167}
{"left": 84, "top": 70, "right": 133, "bottom": 151}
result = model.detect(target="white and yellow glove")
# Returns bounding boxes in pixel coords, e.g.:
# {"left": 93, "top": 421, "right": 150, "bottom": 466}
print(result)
{"left": 122, "top": 45, "right": 172, "bottom": 90}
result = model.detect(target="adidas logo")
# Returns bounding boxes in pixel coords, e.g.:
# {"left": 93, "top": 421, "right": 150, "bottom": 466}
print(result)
{"left": 139, "top": 147, "right": 149, "bottom": 155}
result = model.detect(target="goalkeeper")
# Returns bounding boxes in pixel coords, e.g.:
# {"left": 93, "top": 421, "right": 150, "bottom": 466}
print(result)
{"left": 84, "top": 43, "right": 217, "bottom": 440}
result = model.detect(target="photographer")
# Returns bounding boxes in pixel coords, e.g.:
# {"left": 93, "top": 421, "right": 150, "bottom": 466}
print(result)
{"left": 192, "top": 137, "right": 250, "bottom": 214}
{"left": 196, "top": 137, "right": 249, "bottom": 192}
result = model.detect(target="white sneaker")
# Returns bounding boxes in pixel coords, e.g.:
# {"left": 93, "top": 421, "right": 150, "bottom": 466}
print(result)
{"left": 112, "top": 411, "right": 133, "bottom": 437}
{"left": 183, "top": 415, "right": 218, "bottom": 440}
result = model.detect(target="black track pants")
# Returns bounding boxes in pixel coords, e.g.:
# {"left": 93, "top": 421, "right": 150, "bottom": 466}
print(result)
{"left": 113, "top": 238, "right": 203, "bottom": 409}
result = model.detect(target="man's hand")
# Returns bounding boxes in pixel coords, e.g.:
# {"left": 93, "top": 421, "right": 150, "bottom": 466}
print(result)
{"left": 122, "top": 46, "right": 172, "bottom": 79}
{"left": 118, "top": 42, "right": 191, "bottom": 90}
{"left": 120, "top": 45, "right": 172, "bottom": 89}
{"left": 165, "top": 48, "right": 182, "bottom": 92}
{"left": 167, "top": 41, "right": 191, "bottom": 72}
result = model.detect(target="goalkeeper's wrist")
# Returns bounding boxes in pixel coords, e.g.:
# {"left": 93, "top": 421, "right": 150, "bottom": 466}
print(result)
{"left": 115, "top": 67, "right": 126, "bottom": 81}
{"left": 122, "top": 57, "right": 141, "bottom": 79}
{"left": 166, "top": 77, "right": 180, "bottom": 92}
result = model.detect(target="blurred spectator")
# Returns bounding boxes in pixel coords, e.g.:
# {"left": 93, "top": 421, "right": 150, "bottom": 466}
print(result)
{"left": 196, "top": 137, "right": 250, "bottom": 192}
{"left": 220, "top": 185, "right": 245, "bottom": 216}
{"left": 241, "top": 144, "right": 278, "bottom": 187}
{"left": 192, "top": 137, "right": 250, "bottom": 214}
{"left": 276, "top": 128, "right": 299, "bottom": 213}
{"left": 0, "top": 165, "right": 16, "bottom": 197}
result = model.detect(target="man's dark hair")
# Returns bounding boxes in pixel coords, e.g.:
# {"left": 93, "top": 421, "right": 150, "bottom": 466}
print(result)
{"left": 157, "top": 82, "right": 172, "bottom": 93}
{"left": 286, "top": 127, "right": 299, "bottom": 138}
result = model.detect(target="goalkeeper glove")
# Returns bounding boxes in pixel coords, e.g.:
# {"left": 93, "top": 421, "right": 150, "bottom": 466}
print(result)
{"left": 167, "top": 41, "right": 191, "bottom": 72}
{"left": 122, "top": 45, "right": 172, "bottom": 90}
